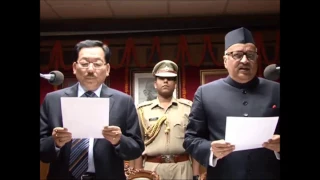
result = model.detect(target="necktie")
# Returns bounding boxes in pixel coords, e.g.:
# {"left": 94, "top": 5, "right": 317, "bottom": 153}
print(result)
{"left": 83, "top": 91, "right": 98, "bottom": 98}
{"left": 69, "top": 91, "right": 97, "bottom": 179}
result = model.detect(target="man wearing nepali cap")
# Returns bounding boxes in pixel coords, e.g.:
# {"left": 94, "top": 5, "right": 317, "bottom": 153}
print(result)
{"left": 130, "top": 60, "right": 201, "bottom": 180}
{"left": 183, "top": 27, "right": 280, "bottom": 179}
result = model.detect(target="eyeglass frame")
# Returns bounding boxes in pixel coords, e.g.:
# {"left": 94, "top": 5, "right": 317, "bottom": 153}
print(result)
{"left": 75, "top": 60, "right": 107, "bottom": 69}
{"left": 225, "top": 51, "right": 258, "bottom": 61}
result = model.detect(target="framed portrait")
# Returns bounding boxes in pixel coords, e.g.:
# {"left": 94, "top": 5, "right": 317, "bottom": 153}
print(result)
{"left": 200, "top": 69, "right": 228, "bottom": 85}
{"left": 130, "top": 68, "right": 180, "bottom": 106}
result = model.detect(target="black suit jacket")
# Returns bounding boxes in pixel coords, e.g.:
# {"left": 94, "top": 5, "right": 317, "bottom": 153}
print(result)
{"left": 183, "top": 76, "right": 280, "bottom": 179}
{"left": 40, "top": 83, "right": 144, "bottom": 180}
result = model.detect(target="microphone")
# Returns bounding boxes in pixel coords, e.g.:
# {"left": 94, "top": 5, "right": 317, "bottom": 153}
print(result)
{"left": 40, "top": 70, "right": 64, "bottom": 86}
{"left": 263, "top": 64, "right": 280, "bottom": 81}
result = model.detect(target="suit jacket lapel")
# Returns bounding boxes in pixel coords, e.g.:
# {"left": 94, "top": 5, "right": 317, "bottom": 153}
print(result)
{"left": 94, "top": 84, "right": 114, "bottom": 146}
{"left": 64, "top": 83, "right": 79, "bottom": 97}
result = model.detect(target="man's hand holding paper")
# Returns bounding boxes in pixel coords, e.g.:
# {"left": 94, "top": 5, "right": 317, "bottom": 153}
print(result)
{"left": 52, "top": 127, "right": 72, "bottom": 148}
{"left": 102, "top": 126, "right": 122, "bottom": 145}
{"left": 263, "top": 134, "right": 280, "bottom": 153}
{"left": 210, "top": 140, "right": 235, "bottom": 159}
{"left": 224, "top": 116, "right": 279, "bottom": 152}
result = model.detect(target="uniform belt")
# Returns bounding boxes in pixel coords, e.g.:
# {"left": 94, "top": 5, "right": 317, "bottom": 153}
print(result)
{"left": 145, "top": 153, "right": 189, "bottom": 163}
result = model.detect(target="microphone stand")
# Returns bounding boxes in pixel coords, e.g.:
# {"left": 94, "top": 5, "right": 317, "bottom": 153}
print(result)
{"left": 40, "top": 73, "right": 52, "bottom": 80}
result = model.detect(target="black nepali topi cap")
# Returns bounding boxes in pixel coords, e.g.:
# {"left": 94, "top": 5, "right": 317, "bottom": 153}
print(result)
{"left": 224, "top": 27, "right": 255, "bottom": 50}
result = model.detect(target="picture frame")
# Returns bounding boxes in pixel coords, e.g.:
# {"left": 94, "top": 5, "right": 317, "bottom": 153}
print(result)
{"left": 200, "top": 69, "right": 228, "bottom": 85}
{"left": 130, "top": 68, "right": 180, "bottom": 106}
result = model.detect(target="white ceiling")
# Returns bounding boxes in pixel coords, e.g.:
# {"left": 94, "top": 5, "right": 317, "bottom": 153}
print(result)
{"left": 40, "top": 0, "right": 280, "bottom": 20}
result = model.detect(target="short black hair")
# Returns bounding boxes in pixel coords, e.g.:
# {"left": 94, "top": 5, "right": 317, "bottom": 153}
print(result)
{"left": 74, "top": 40, "right": 112, "bottom": 63}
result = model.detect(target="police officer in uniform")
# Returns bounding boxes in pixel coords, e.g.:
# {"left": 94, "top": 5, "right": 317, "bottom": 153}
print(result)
{"left": 130, "top": 60, "right": 201, "bottom": 180}
{"left": 183, "top": 27, "right": 280, "bottom": 179}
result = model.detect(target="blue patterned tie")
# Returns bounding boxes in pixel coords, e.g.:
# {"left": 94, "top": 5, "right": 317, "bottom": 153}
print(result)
{"left": 69, "top": 91, "right": 97, "bottom": 179}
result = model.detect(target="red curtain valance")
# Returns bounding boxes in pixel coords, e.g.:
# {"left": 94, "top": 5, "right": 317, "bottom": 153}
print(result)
{"left": 40, "top": 31, "right": 280, "bottom": 71}
{"left": 40, "top": 31, "right": 280, "bottom": 98}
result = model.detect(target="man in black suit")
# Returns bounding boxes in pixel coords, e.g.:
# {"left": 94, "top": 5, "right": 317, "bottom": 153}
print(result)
{"left": 183, "top": 27, "right": 280, "bottom": 179}
{"left": 40, "top": 40, "right": 144, "bottom": 180}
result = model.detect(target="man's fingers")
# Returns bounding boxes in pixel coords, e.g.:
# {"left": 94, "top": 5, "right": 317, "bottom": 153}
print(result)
{"left": 267, "top": 139, "right": 279, "bottom": 144}
{"left": 267, "top": 135, "right": 280, "bottom": 143}
{"left": 211, "top": 140, "right": 235, "bottom": 159}
{"left": 268, "top": 139, "right": 280, "bottom": 143}
{"left": 102, "top": 134, "right": 117, "bottom": 138}
{"left": 111, "top": 130, "right": 121, "bottom": 135}
{"left": 223, "top": 146, "right": 235, "bottom": 152}
{"left": 55, "top": 132, "right": 71, "bottom": 138}
{"left": 60, "top": 136, "right": 72, "bottom": 143}
{"left": 102, "top": 128, "right": 117, "bottom": 133}
{"left": 54, "top": 127, "right": 64, "bottom": 131}
{"left": 102, "top": 132, "right": 118, "bottom": 137}
{"left": 213, "top": 146, "right": 234, "bottom": 152}
{"left": 214, "top": 143, "right": 230, "bottom": 148}
{"left": 215, "top": 146, "right": 235, "bottom": 153}
{"left": 263, "top": 142, "right": 280, "bottom": 152}
{"left": 215, "top": 148, "right": 234, "bottom": 159}
{"left": 54, "top": 127, "right": 68, "bottom": 132}
{"left": 103, "top": 126, "right": 119, "bottom": 130}
{"left": 264, "top": 143, "right": 277, "bottom": 149}
{"left": 212, "top": 142, "right": 234, "bottom": 150}
{"left": 211, "top": 139, "right": 231, "bottom": 146}
{"left": 102, "top": 129, "right": 119, "bottom": 133}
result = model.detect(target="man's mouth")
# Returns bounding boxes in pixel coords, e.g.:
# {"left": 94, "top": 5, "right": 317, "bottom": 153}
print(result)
{"left": 86, "top": 76, "right": 95, "bottom": 79}
{"left": 239, "top": 67, "right": 250, "bottom": 71}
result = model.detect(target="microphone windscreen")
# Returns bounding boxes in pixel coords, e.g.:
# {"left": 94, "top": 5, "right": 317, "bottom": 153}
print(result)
{"left": 263, "top": 64, "right": 279, "bottom": 81}
{"left": 49, "top": 70, "right": 64, "bottom": 85}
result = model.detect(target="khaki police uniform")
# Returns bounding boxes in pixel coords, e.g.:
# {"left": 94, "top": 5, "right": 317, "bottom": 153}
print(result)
{"left": 136, "top": 60, "right": 194, "bottom": 180}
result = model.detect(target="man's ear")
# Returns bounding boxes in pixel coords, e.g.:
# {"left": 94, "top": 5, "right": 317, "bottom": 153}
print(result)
{"left": 105, "top": 63, "right": 110, "bottom": 76}
{"left": 72, "top": 62, "right": 77, "bottom": 74}
{"left": 223, "top": 56, "right": 228, "bottom": 69}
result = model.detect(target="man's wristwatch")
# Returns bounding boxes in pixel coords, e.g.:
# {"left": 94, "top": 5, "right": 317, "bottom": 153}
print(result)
{"left": 193, "top": 175, "right": 200, "bottom": 180}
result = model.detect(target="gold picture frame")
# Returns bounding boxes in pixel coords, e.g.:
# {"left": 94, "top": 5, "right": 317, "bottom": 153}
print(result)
{"left": 200, "top": 69, "right": 228, "bottom": 85}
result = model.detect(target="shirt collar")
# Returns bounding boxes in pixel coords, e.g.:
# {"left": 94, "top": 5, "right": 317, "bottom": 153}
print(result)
{"left": 77, "top": 83, "right": 102, "bottom": 97}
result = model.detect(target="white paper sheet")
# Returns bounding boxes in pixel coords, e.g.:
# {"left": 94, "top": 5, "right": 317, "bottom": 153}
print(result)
{"left": 60, "top": 97, "right": 110, "bottom": 138}
{"left": 225, "top": 116, "right": 279, "bottom": 151}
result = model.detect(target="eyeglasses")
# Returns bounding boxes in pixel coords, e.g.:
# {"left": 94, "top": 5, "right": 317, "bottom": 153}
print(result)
{"left": 76, "top": 61, "right": 106, "bottom": 69}
{"left": 225, "top": 51, "right": 257, "bottom": 61}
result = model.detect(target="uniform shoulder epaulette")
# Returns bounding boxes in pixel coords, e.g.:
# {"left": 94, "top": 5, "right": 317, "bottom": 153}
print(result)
{"left": 136, "top": 101, "right": 153, "bottom": 109}
{"left": 177, "top": 98, "right": 193, "bottom": 107}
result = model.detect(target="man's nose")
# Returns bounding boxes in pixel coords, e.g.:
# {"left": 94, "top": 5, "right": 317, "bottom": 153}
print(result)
{"left": 240, "top": 55, "right": 249, "bottom": 64}
{"left": 87, "top": 63, "right": 95, "bottom": 71}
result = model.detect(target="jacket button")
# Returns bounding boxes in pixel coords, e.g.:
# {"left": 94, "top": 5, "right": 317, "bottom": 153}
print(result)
{"left": 243, "top": 101, "right": 248, "bottom": 106}
{"left": 243, "top": 113, "right": 248, "bottom": 117}
{"left": 242, "top": 90, "right": 247, "bottom": 94}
